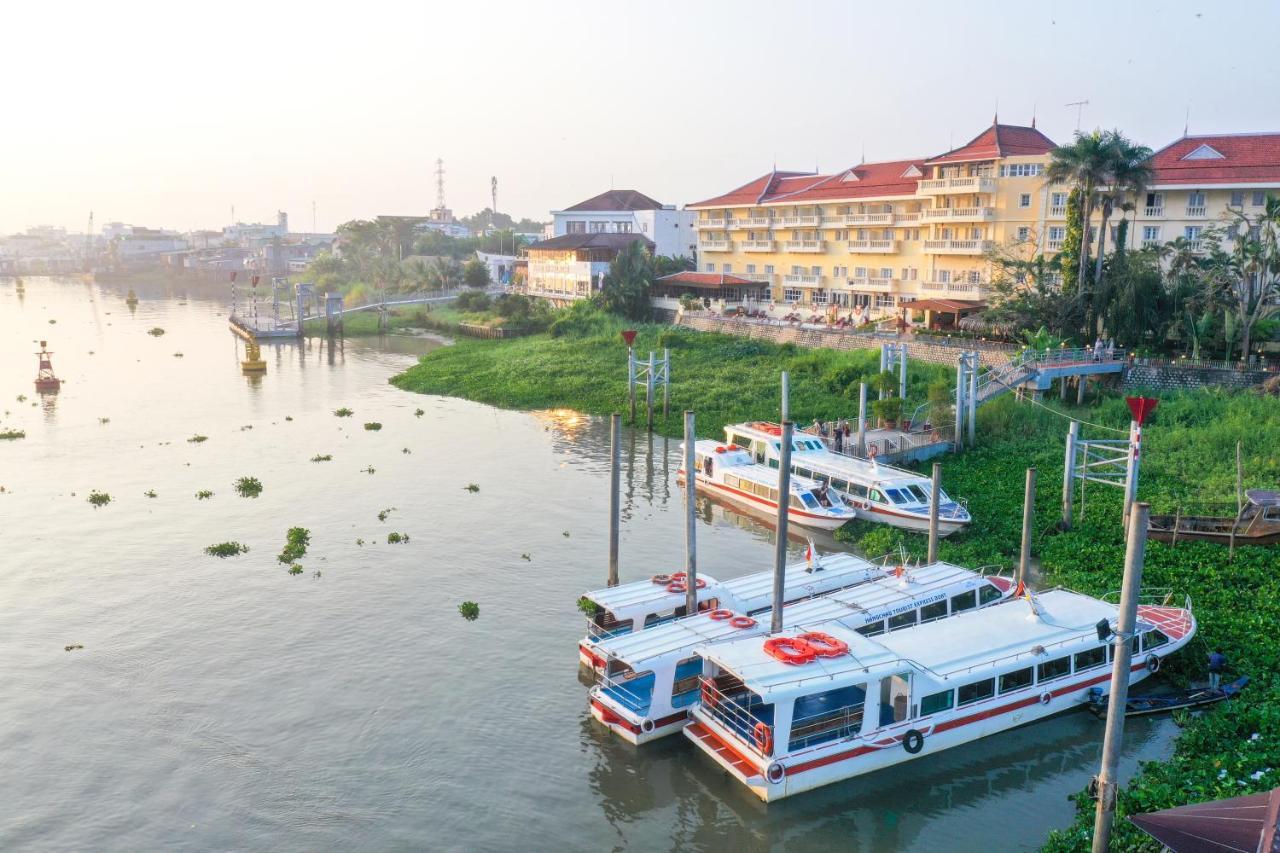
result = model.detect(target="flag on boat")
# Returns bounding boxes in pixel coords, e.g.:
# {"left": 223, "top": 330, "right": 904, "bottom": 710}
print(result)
{"left": 805, "top": 540, "right": 821, "bottom": 571}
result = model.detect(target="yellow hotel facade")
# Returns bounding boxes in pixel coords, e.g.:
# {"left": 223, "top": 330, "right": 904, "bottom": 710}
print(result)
{"left": 686, "top": 120, "right": 1280, "bottom": 323}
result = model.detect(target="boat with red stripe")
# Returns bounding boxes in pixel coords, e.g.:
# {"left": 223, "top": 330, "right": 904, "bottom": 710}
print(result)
{"left": 684, "top": 587, "right": 1194, "bottom": 801}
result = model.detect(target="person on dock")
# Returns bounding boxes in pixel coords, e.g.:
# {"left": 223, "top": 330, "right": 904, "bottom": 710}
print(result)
{"left": 834, "top": 423, "right": 844, "bottom": 453}
{"left": 1208, "top": 648, "right": 1227, "bottom": 690}
{"left": 1093, "top": 336, "right": 1104, "bottom": 362}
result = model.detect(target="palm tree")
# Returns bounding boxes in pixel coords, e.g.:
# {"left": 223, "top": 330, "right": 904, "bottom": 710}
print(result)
{"left": 1046, "top": 130, "right": 1113, "bottom": 297}
{"left": 1091, "top": 132, "right": 1153, "bottom": 286}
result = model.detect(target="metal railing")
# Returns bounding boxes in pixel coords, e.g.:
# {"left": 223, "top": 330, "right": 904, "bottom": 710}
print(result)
{"left": 788, "top": 704, "right": 865, "bottom": 751}
{"left": 595, "top": 668, "right": 653, "bottom": 714}
{"left": 699, "top": 678, "right": 772, "bottom": 757}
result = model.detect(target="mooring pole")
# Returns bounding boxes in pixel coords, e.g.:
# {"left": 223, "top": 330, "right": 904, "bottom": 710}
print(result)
{"left": 1092, "top": 502, "right": 1150, "bottom": 853}
{"left": 927, "top": 462, "right": 941, "bottom": 564}
{"left": 628, "top": 347, "right": 637, "bottom": 424}
{"left": 1018, "top": 467, "right": 1036, "bottom": 589}
{"left": 646, "top": 351, "right": 656, "bottom": 431}
{"left": 662, "top": 348, "right": 670, "bottom": 420}
{"left": 1077, "top": 375, "right": 1086, "bottom": 405}
{"left": 967, "top": 353, "right": 978, "bottom": 448}
{"left": 781, "top": 370, "right": 790, "bottom": 422}
{"left": 954, "top": 355, "right": 965, "bottom": 450}
{"left": 898, "top": 343, "right": 907, "bottom": 401}
{"left": 683, "top": 410, "right": 698, "bottom": 617}
{"left": 607, "top": 413, "right": 621, "bottom": 587}
{"left": 770, "top": 421, "right": 794, "bottom": 633}
{"left": 1122, "top": 419, "right": 1139, "bottom": 531}
{"left": 856, "top": 382, "right": 867, "bottom": 456}
{"left": 1062, "top": 420, "right": 1079, "bottom": 530}
{"left": 878, "top": 346, "right": 888, "bottom": 400}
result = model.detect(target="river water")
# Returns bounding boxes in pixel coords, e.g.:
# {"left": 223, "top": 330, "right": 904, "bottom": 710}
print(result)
{"left": 0, "top": 277, "right": 1179, "bottom": 852}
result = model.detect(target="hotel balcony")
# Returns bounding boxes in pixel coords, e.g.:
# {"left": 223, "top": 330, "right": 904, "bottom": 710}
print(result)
{"left": 701, "top": 240, "right": 733, "bottom": 253}
{"left": 921, "top": 279, "right": 985, "bottom": 297}
{"left": 896, "top": 211, "right": 922, "bottom": 223}
{"left": 1049, "top": 205, "right": 1066, "bottom": 217}
{"left": 846, "top": 239, "right": 900, "bottom": 254}
{"left": 783, "top": 273, "right": 823, "bottom": 287}
{"left": 916, "top": 175, "right": 997, "bottom": 195}
{"left": 920, "top": 206, "right": 996, "bottom": 223}
{"left": 1186, "top": 206, "right": 1207, "bottom": 217}
{"left": 784, "top": 239, "right": 825, "bottom": 253}
{"left": 923, "top": 239, "right": 992, "bottom": 255}
{"left": 1144, "top": 206, "right": 1163, "bottom": 217}
{"left": 1046, "top": 239, "right": 1064, "bottom": 251}
{"left": 695, "top": 218, "right": 727, "bottom": 229}
{"left": 742, "top": 272, "right": 774, "bottom": 283}
{"left": 741, "top": 216, "right": 773, "bottom": 228}
{"left": 844, "top": 276, "right": 896, "bottom": 292}
{"left": 1186, "top": 239, "right": 1205, "bottom": 253}
{"left": 841, "top": 212, "right": 894, "bottom": 226}
{"left": 781, "top": 215, "right": 822, "bottom": 227}
{"left": 742, "top": 239, "right": 776, "bottom": 252}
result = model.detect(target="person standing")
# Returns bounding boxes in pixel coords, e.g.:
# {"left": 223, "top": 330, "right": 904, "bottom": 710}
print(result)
{"left": 1208, "top": 648, "right": 1227, "bottom": 690}
{"left": 834, "top": 423, "right": 844, "bottom": 453}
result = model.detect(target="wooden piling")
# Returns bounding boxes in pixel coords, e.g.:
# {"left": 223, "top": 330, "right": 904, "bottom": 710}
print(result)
{"left": 770, "top": 421, "right": 794, "bottom": 633}
{"left": 927, "top": 463, "right": 941, "bottom": 564}
{"left": 608, "top": 413, "right": 621, "bottom": 587}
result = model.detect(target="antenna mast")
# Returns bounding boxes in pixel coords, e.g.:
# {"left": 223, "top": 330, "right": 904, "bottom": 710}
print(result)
{"left": 491, "top": 176, "right": 498, "bottom": 215}
{"left": 435, "top": 158, "right": 446, "bottom": 211}
{"left": 1066, "top": 100, "right": 1089, "bottom": 131}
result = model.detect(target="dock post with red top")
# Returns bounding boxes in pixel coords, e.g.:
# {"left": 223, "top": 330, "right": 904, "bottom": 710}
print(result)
{"left": 683, "top": 411, "right": 698, "bottom": 616}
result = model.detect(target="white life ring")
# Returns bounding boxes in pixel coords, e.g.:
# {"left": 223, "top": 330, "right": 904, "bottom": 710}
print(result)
{"left": 1039, "top": 691, "right": 1053, "bottom": 706}
{"left": 766, "top": 762, "right": 786, "bottom": 784}
{"left": 641, "top": 718, "right": 656, "bottom": 734}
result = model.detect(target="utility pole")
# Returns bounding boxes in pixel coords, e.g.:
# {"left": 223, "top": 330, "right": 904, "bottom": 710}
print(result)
{"left": 1092, "top": 502, "right": 1150, "bottom": 853}
{"left": 770, "top": 421, "right": 794, "bottom": 633}
{"left": 607, "top": 413, "right": 621, "bottom": 587}
{"left": 683, "top": 411, "right": 698, "bottom": 617}
{"left": 954, "top": 355, "right": 966, "bottom": 449}
{"left": 927, "top": 463, "right": 941, "bottom": 563}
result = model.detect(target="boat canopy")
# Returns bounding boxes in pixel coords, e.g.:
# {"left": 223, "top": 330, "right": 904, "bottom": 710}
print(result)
{"left": 1247, "top": 489, "right": 1280, "bottom": 508}
{"left": 584, "top": 573, "right": 722, "bottom": 622}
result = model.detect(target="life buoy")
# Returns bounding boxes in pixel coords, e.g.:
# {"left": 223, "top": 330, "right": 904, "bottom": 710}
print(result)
{"left": 1146, "top": 654, "right": 1161, "bottom": 673}
{"left": 714, "top": 445, "right": 727, "bottom": 454}
{"left": 650, "top": 574, "right": 671, "bottom": 585}
{"left": 796, "top": 631, "right": 848, "bottom": 657}
{"left": 708, "top": 608, "right": 734, "bottom": 621}
{"left": 1039, "top": 691, "right": 1053, "bottom": 706}
{"left": 730, "top": 615, "right": 758, "bottom": 629}
{"left": 753, "top": 721, "right": 773, "bottom": 756}
{"left": 726, "top": 444, "right": 740, "bottom": 451}
{"left": 763, "top": 636, "right": 816, "bottom": 665}
{"left": 902, "top": 729, "right": 924, "bottom": 754}
{"left": 641, "top": 718, "right": 655, "bottom": 734}
{"left": 701, "top": 683, "right": 719, "bottom": 710}
{"left": 766, "top": 762, "right": 786, "bottom": 784}
{"left": 667, "top": 578, "right": 707, "bottom": 594}
{"left": 671, "top": 572, "right": 687, "bottom": 580}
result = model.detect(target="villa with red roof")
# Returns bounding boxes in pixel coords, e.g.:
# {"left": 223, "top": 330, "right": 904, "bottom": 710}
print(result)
{"left": 681, "top": 121, "right": 1280, "bottom": 326}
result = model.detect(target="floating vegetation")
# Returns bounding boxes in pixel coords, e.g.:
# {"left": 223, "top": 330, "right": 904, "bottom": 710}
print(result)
{"left": 458, "top": 601, "right": 480, "bottom": 621}
{"left": 188, "top": 434, "right": 208, "bottom": 443}
{"left": 355, "top": 538, "right": 365, "bottom": 546}
{"left": 521, "top": 553, "right": 531, "bottom": 561}
{"left": 64, "top": 644, "right": 84, "bottom": 652}
{"left": 239, "top": 425, "right": 253, "bottom": 431}
{"left": 401, "top": 447, "right": 412, "bottom": 454}
{"left": 147, "top": 327, "right": 165, "bottom": 336}
{"left": 98, "top": 417, "right": 110, "bottom": 425}
{"left": 287, "top": 564, "right": 303, "bottom": 575}
{"left": 0, "top": 429, "right": 24, "bottom": 441}
{"left": 143, "top": 489, "right": 157, "bottom": 498}
{"left": 464, "top": 483, "right": 480, "bottom": 493}
{"left": 87, "top": 490, "right": 111, "bottom": 508}
{"left": 378, "top": 507, "right": 397, "bottom": 522}
{"left": 310, "top": 454, "right": 332, "bottom": 462}
{"left": 362, "top": 466, "right": 376, "bottom": 475}
{"left": 277, "top": 527, "right": 311, "bottom": 564}
{"left": 284, "top": 415, "right": 293, "bottom": 421}
{"left": 334, "top": 407, "right": 353, "bottom": 417}
{"left": 363, "top": 422, "right": 382, "bottom": 431}
{"left": 414, "top": 408, "right": 425, "bottom": 417}
{"left": 173, "top": 352, "right": 183, "bottom": 357}
{"left": 562, "top": 531, "right": 571, "bottom": 538}
{"left": 234, "top": 476, "right": 264, "bottom": 498}
{"left": 16, "top": 395, "right": 27, "bottom": 403}
{"left": 195, "top": 490, "right": 213, "bottom": 500}
{"left": 204, "top": 542, "right": 250, "bottom": 558}
{"left": 387, "top": 532, "right": 409, "bottom": 544}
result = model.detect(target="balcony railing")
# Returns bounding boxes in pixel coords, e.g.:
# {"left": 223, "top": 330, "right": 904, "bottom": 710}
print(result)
{"left": 845, "top": 276, "right": 895, "bottom": 291}
{"left": 742, "top": 272, "right": 774, "bottom": 283}
{"left": 1141, "top": 239, "right": 1161, "bottom": 249}
{"left": 841, "top": 212, "right": 894, "bottom": 225}
{"left": 701, "top": 240, "right": 733, "bottom": 253}
{"left": 696, "top": 218, "right": 727, "bottom": 229}
{"left": 1186, "top": 206, "right": 1206, "bottom": 217}
{"left": 917, "top": 175, "right": 997, "bottom": 195}
{"left": 1049, "top": 206, "right": 1066, "bottom": 217}
{"left": 921, "top": 206, "right": 995, "bottom": 222}
{"left": 922, "top": 279, "right": 983, "bottom": 296}
{"left": 896, "top": 211, "right": 922, "bottom": 223}
{"left": 1144, "top": 206, "right": 1163, "bottom": 217}
{"left": 922, "top": 239, "right": 992, "bottom": 254}
{"left": 742, "top": 216, "right": 773, "bottom": 228}
{"left": 784, "top": 240, "right": 825, "bottom": 253}
{"left": 1186, "top": 239, "right": 1204, "bottom": 253}
{"left": 783, "top": 273, "right": 823, "bottom": 286}
{"left": 846, "top": 239, "right": 899, "bottom": 253}
{"left": 742, "top": 240, "right": 775, "bottom": 252}
{"left": 1046, "top": 239, "right": 1064, "bottom": 251}
{"left": 782, "top": 215, "right": 821, "bottom": 226}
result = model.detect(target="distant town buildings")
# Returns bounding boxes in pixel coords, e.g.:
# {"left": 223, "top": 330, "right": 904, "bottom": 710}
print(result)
{"left": 550, "top": 189, "right": 695, "bottom": 259}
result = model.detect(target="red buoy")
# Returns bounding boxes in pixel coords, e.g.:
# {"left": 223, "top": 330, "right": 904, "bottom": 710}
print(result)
{"left": 34, "top": 341, "right": 61, "bottom": 392}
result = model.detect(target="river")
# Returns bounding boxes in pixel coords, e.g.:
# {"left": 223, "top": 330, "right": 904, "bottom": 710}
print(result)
{"left": 0, "top": 277, "right": 1179, "bottom": 851}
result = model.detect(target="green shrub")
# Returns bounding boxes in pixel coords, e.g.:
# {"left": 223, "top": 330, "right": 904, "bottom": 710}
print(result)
{"left": 234, "top": 476, "right": 263, "bottom": 498}
{"left": 205, "top": 542, "right": 249, "bottom": 558}
{"left": 458, "top": 601, "right": 480, "bottom": 621}
{"left": 455, "top": 290, "right": 492, "bottom": 312}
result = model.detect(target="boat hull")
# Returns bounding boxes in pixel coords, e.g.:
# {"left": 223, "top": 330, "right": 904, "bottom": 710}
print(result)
{"left": 684, "top": 475, "right": 856, "bottom": 531}
{"left": 589, "top": 695, "right": 690, "bottom": 745}
{"left": 1148, "top": 516, "right": 1280, "bottom": 546}
{"left": 857, "top": 503, "right": 968, "bottom": 536}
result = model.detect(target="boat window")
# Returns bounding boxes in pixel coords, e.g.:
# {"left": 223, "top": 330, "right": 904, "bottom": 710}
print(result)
{"left": 768, "top": 487, "right": 779, "bottom": 502}
{"left": 886, "top": 488, "right": 910, "bottom": 504}
{"left": 795, "top": 467, "right": 812, "bottom": 479}
{"left": 847, "top": 482, "right": 869, "bottom": 499}
{"left": 957, "top": 678, "right": 995, "bottom": 707}
{"left": 888, "top": 610, "right": 917, "bottom": 631}
{"left": 869, "top": 489, "right": 884, "bottom": 503}
{"left": 857, "top": 620, "right": 885, "bottom": 637}
{"left": 799, "top": 493, "right": 820, "bottom": 509}
{"left": 950, "top": 590, "right": 977, "bottom": 613}
{"left": 1109, "top": 636, "right": 1138, "bottom": 660}
{"left": 671, "top": 657, "right": 703, "bottom": 707}
{"left": 1037, "top": 656, "right": 1071, "bottom": 682}
{"left": 907, "top": 485, "right": 930, "bottom": 503}
{"left": 920, "top": 689, "right": 954, "bottom": 716}
{"left": 725, "top": 474, "right": 740, "bottom": 489}
{"left": 768, "top": 458, "right": 779, "bottom": 469}
{"left": 978, "top": 584, "right": 1003, "bottom": 606}
{"left": 878, "top": 673, "right": 912, "bottom": 725}
{"left": 1142, "top": 630, "right": 1169, "bottom": 651}
{"left": 831, "top": 478, "right": 848, "bottom": 492}
{"left": 1074, "top": 646, "right": 1107, "bottom": 672}
{"left": 920, "top": 600, "right": 948, "bottom": 623}
{"left": 789, "top": 684, "right": 866, "bottom": 751}
{"left": 999, "top": 667, "right": 1034, "bottom": 694}
{"left": 729, "top": 433, "right": 752, "bottom": 449}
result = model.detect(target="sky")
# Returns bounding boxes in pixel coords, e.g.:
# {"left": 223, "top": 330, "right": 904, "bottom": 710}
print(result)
{"left": 3, "top": 0, "right": 1279, "bottom": 236}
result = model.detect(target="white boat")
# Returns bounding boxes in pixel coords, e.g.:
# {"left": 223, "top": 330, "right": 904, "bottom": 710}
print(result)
{"left": 590, "top": 560, "right": 1015, "bottom": 744}
{"left": 724, "top": 422, "right": 971, "bottom": 535}
{"left": 577, "top": 551, "right": 885, "bottom": 671}
{"left": 679, "top": 440, "right": 858, "bottom": 531}
{"left": 685, "top": 587, "right": 1195, "bottom": 801}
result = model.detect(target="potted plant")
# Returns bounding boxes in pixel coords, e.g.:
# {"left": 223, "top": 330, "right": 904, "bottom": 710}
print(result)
{"left": 926, "top": 380, "right": 953, "bottom": 431}
{"left": 870, "top": 369, "right": 899, "bottom": 397}
{"left": 873, "top": 396, "right": 904, "bottom": 429}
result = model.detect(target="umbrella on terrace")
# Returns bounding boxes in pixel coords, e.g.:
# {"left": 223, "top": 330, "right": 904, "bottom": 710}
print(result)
{"left": 1127, "top": 786, "right": 1280, "bottom": 852}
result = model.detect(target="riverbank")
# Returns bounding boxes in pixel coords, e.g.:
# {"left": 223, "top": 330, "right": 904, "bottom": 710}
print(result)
{"left": 393, "top": 307, "right": 1280, "bottom": 850}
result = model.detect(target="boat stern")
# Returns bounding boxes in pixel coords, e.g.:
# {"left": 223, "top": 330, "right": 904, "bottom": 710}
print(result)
{"left": 588, "top": 688, "right": 690, "bottom": 745}
{"left": 683, "top": 715, "right": 777, "bottom": 801}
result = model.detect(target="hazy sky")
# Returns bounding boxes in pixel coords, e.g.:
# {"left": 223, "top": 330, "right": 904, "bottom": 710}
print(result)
{"left": 4, "top": 0, "right": 1279, "bottom": 235}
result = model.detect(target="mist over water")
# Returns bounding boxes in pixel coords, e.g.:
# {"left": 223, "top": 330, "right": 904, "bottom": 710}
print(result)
{"left": 0, "top": 277, "right": 1177, "bottom": 851}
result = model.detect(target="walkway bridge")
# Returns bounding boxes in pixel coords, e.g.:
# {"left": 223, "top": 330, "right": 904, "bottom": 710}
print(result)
{"left": 974, "top": 347, "right": 1126, "bottom": 406}
{"left": 301, "top": 287, "right": 505, "bottom": 321}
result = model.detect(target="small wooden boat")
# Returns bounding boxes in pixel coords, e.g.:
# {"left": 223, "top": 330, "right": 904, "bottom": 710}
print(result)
{"left": 1088, "top": 675, "right": 1249, "bottom": 717}
{"left": 1149, "top": 491, "right": 1280, "bottom": 546}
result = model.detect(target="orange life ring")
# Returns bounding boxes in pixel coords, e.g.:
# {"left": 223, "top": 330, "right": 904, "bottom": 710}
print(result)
{"left": 671, "top": 572, "right": 687, "bottom": 580}
{"left": 651, "top": 573, "right": 672, "bottom": 585}
{"left": 667, "top": 578, "right": 707, "bottom": 594}
{"left": 714, "top": 445, "right": 726, "bottom": 454}
{"left": 708, "top": 608, "right": 734, "bottom": 621}
{"left": 753, "top": 721, "right": 773, "bottom": 756}
{"left": 730, "top": 615, "right": 757, "bottom": 629}
{"left": 797, "top": 630, "right": 848, "bottom": 657}
{"left": 763, "top": 636, "right": 815, "bottom": 665}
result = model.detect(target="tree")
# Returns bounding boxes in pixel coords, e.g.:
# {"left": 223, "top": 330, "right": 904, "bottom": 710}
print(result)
{"left": 1204, "top": 195, "right": 1280, "bottom": 361}
{"left": 430, "top": 257, "right": 462, "bottom": 291}
{"left": 979, "top": 236, "right": 1080, "bottom": 340}
{"left": 599, "top": 240, "right": 654, "bottom": 321}
{"left": 463, "top": 258, "right": 491, "bottom": 288}
{"left": 1046, "top": 130, "right": 1113, "bottom": 298}
{"left": 1059, "top": 188, "right": 1085, "bottom": 298}
{"left": 1091, "top": 132, "right": 1153, "bottom": 287}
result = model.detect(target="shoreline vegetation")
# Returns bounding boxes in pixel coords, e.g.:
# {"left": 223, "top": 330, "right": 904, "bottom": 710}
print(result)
{"left": 392, "top": 305, "right": 1280, "bottom": 851}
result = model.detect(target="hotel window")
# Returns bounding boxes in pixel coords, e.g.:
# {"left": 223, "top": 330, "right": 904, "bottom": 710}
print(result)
{"left": 722, "top": 264, "right": 732, "bottom": 273}
{"left": 854, "top": 266, "right": 867, "bottom": 278}
{"left": 566, "top": 221, "right": 586, "bottom": 234}
{"left": 1051, "top": 192, "right": 1067, "bottom": 207}
{"left": 783, "top": 288, "right": 802, "bottom": 302}
{"left": 614, "top": 221, "right": 632, "bottom": 232}
{"left": 835, "top": 229, "right": 849, "bottom": 241}
{"left": 1253, "top": 191, "right": 1266, "bottom": 206}
{"left": 856, "top": 228, "right": 868, "bottom": 240}
{"left": 1017, "top": 227, "right": 1030, "bottom": 241}
{"left": 1000, "top": 163, "right": 1043, "bottom": 177}
{"left": 941, "top": 228, "right": 952, "bottom": 240}
{"left": 1140, "top": 226, "right": 1160, "bottom": 245}
{"left": 970, "top": 228, "right": 984, "bottom": 240}
{"left": 1049, "top": 226, "right": 1066, "bottom": 241}
{"left": 967, "top": 271, "right": 981, "bottom": 284}
{"left": 1231, "top": 191, "right": 1246, "bottom": 207}
{"left": 810, "top": 265, "right": 822, "bottom": 277}
{"left": 909, "top": 228, "right": 920, "bottom": 240}
{"left": 1019, "top": 193, "right": 1032, "bottom": 208}
{"left": 705, "top": 263, "right": 716, "bottom": 272}
{"left": 937, "top": 270, "right": 951, "bottom": 284}
{"left": 1185, "top": 226, "right": 1203, "bottom": 240}
{"left": 746, "top": 264, "right": 756, "bottom": 274}
{"left": 882, "top": 229, "right": 894, "bottom": 240}
{"left": 764, "top": 265, "right": 775, "bottom": 274}
{"left": 874, "top": 294, "right": 895, "bottom": 308}
{"left": 832, "top": 265, "right": 847, "bottom": 277}
{"left": 590, "top": 221, "right": 607, "bottom": 233}
{"left": 791, "top": 265, "right": 804, "bottom": 275}
{"left": 879, "top": 267, "right": 892, "bottom": 279}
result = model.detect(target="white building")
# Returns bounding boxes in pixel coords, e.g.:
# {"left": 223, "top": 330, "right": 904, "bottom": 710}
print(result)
{"left": 475, "top": 250, "right": 517, "bottom": 285}
{"left": 223, "top": 212, "right": 289, "bottom": 244}
{"left": 551, "top": 190, "right": 695, "bottom": 259}
{"left": 522, "top": 232, "right": 654, "bottom": 306}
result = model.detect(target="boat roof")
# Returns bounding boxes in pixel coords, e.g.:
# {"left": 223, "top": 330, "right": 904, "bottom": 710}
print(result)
{"left": 690, "top": 439, "right": 755, "bottom": 466}
{"left": 583, "top": 572, "right": 722, "bottom": 619}
{"left": 1247, "top": 489, "right": 1280, "bottom": 507}
{"left": 687, "top": 440, "right": 825, "bottom": 491}
{"left": 782, "top": 561, "right": 996, "bottom": 625}
{"left": 725, "top": 422, "right": 925, "bottom": 482}
{"left": 703, "top": 589, "right": 1121, "bottom": 699}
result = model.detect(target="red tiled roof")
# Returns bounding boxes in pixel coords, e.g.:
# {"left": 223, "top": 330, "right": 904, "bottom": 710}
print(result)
{"left": 1147, "top": 133, "right": 1280, "bottom": 185}
{"left": 905, "top": 298, "right": 987, "bottom": 313}
{"left": 924, "top": 123, "right": 1057, "bottom": 165}
{"left": 687, "top": 170, "right": 818, "bottom": 208}
{"left": 772, "top": 159, "right": 928, "bottom": 202}
{"left": 655, "top": 271, "right": 757, "bottom": 288}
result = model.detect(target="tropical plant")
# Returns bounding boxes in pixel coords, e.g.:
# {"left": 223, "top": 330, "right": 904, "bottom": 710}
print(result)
{"left": 1046, "top": 131, "right": 1113, "bottom": 296}
{"left": 1203, "top": 195, "right": 1280, "bottom": 361}
{"left": 1091, "top": 132, "right": 1153, "bottom": 286}
{"left": 872, "top": 396, "right": 903, "bottom": 425}
{"left": 463, "top": 258, "right": 491, "bottom": 288}
{"left": 598, "top": 239, "right": 654, "bottom": 321}
{"left": 870, "top": 369, "right": 899, "bottom": 396}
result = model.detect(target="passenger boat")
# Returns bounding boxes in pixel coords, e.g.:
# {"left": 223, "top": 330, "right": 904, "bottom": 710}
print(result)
{"left": 679, "top": 440, "right": 858, "bottom": 531}
{"left": 1148, "top": 491, "right": 1280, "bottom": 547}
{"left": 578, "top": 550, "right": 883, "bottom": 671}
{"left": 685, "top": 587, "right": 1195, "bottom": 801}
{"left": 590, "top": 559, "right": 1015, "bottom": 744}
{"left": 1087, "top": 674, "right": 1249, "bottom": 718}
{"left": 724, "top": 422, "right": 971, "bottom": 536}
